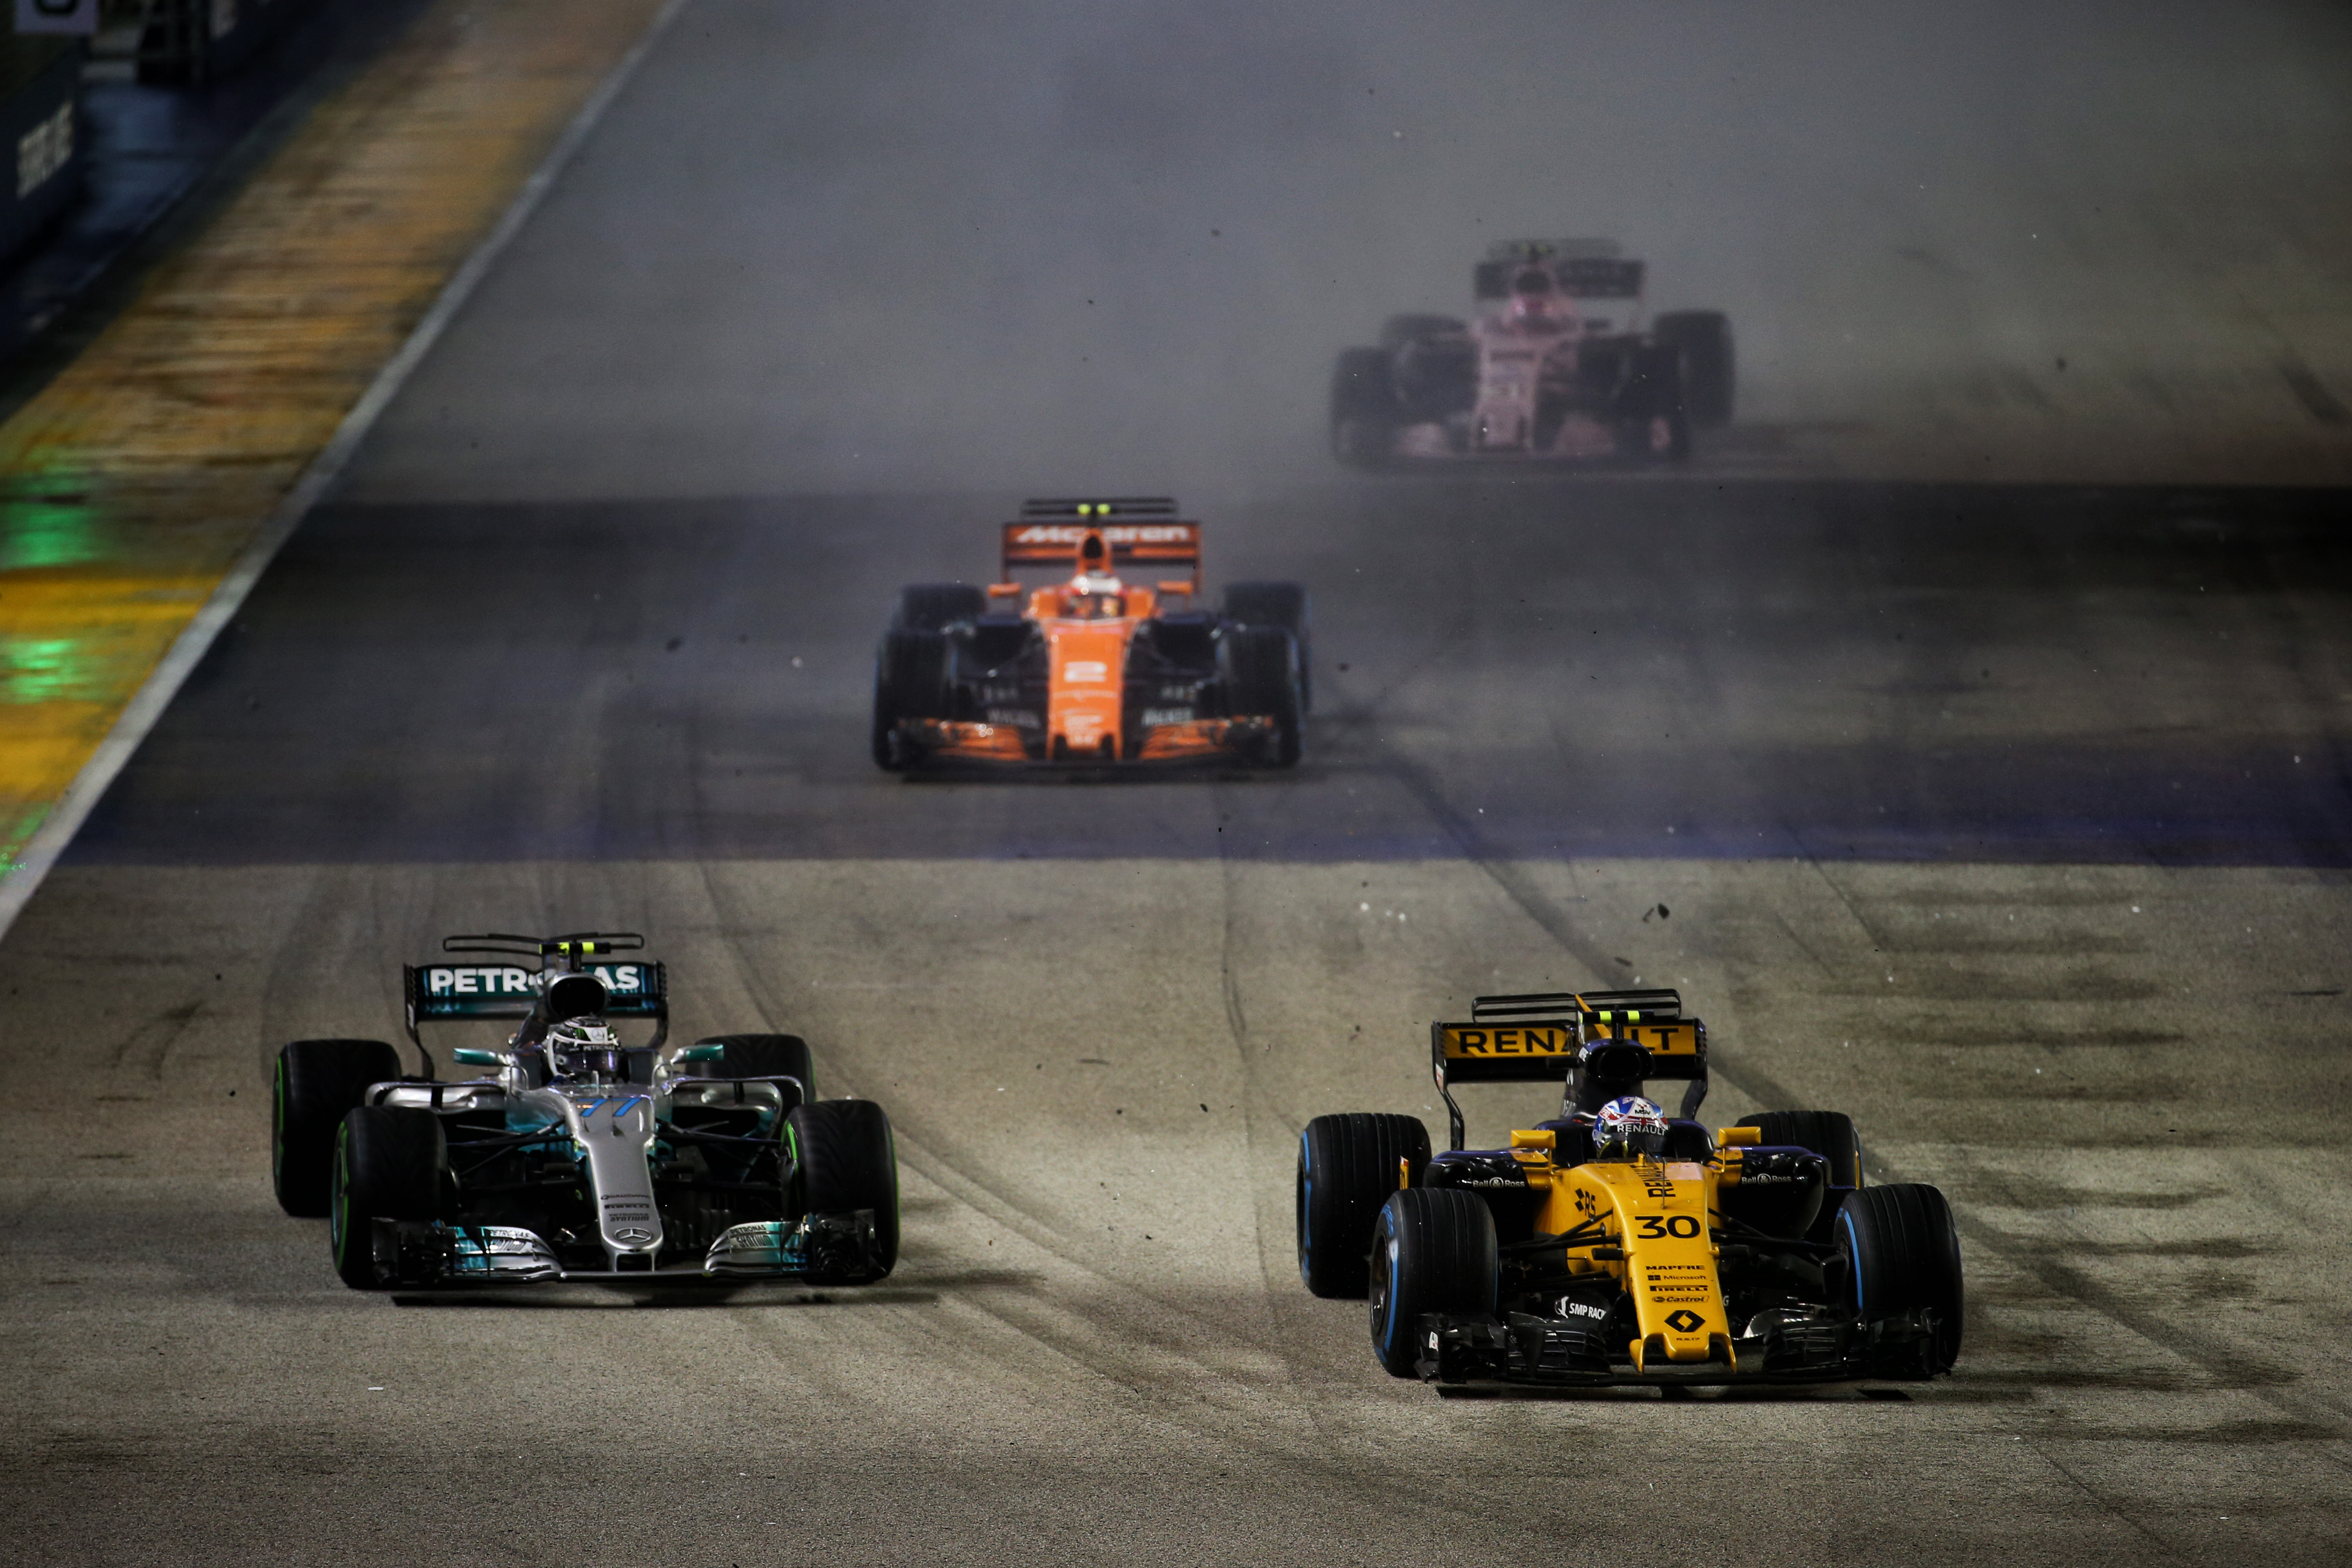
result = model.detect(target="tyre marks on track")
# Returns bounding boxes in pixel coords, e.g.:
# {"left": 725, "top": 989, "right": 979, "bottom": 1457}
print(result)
{"left": 685, "top": 861, "right": 1382, "bottom": 1448}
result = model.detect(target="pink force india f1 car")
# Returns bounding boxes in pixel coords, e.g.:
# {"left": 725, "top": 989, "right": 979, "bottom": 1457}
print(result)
{"left": 1329, "top": 239, "right": 1733, "bottom": 467}
{"left": 870, "top": 497, "right": 1309, "bottom": 770}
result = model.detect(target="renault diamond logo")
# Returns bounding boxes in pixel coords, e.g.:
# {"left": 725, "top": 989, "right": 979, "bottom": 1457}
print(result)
{"left": 1664, "top": 1309, "right": 1705, "bottom": 1334}
{"left": 612, "top": 1226, "right": 655, "bottom": 1244}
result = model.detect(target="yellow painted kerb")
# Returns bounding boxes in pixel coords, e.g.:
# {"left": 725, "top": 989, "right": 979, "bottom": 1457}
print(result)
{"left": 0, "top": 0, "right": 669, "bottom": 874}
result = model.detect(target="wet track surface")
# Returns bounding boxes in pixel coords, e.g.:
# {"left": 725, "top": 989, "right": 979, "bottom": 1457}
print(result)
{"left": 8, "top": 2, "right": 2352, "bottom": 1564}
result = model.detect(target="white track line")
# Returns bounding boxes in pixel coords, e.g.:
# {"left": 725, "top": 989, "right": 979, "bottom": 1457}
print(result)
{"left": 0, "top": 0, "right": 692, "bottom": 945}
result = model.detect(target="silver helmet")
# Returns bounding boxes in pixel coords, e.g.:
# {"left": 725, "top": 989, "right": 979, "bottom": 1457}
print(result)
{"left": 543, "top": 1018, "right": 626, "bottom": 1082}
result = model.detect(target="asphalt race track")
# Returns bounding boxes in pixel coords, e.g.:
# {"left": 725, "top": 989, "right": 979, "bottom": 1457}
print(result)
{"left": 7, "top": 3, "right": 2352, "bottom": 1565}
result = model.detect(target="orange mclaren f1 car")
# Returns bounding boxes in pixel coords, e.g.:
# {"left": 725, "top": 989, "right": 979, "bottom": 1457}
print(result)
{"left": 871, "top": 498, "right": 1308, "bottom": 770}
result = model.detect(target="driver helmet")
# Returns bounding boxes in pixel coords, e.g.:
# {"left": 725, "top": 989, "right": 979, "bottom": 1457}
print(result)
{"left": 1505, "top": 267, "right": 1568, "bottom": 332}
{"left": 544, "top": 1018, "right": 626, "bottom": 1082}
{"left": 1593, "top": 1095, "right": 1669, "bottom": 1160}
{"left": 1067, "top": 574, "right": 1123, "bottom": 617}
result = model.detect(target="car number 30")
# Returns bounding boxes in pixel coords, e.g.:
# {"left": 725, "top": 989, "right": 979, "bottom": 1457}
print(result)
{"left": 1636, "top": 1215, "right": 1703, "bottom": 1239}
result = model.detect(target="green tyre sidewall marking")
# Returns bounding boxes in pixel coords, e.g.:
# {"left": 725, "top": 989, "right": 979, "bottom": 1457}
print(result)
{"left": 331, "top": 1121, "right": 352, "bottom": 1277}
{"left": 782, "top": 1120, "right": 801, "bottom": 1216}
{"left": 271, "top": 1055, "right": 289, "bottom": 1198}
{"left": 883, "top": 1120, "right": 900, "bottom": 1232}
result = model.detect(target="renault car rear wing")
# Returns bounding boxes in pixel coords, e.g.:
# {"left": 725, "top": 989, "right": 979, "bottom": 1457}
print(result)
{"left": 1430, "top": 987, "right": 1706, "bottom": 1148}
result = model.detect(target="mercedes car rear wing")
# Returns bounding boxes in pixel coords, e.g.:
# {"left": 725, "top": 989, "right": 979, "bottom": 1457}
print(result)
{"left": 1430, "top": 987, "right": 1706, "bottom": 1148}
{"left": 401, "top": 932, "right": 669, "bottom": 1071}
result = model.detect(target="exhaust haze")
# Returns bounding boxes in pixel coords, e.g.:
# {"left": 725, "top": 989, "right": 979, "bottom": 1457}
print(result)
{"left": 348, "top": 0, "right": 2352, "bottom": 502}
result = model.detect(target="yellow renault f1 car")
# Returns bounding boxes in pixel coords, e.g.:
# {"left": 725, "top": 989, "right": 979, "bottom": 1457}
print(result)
{"left": 1297, "top": 989, "right": 1962, "bottom": 1386}
{"left": 871, "top": 497, "right": 1307, "bottom": 769}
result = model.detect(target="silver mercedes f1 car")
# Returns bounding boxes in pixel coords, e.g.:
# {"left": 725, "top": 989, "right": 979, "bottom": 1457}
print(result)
{"left": 270, "top": 931, "right": 899, "bottom": 1290}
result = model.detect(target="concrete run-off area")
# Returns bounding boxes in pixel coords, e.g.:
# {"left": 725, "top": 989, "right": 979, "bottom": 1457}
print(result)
{"left": 0, "top": 0, "right": 669, "bottom": 882}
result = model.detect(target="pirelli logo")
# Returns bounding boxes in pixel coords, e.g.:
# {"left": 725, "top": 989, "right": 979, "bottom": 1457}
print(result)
{"left": 1442, "top": 1024, "right": 1574, "bottom": 1060}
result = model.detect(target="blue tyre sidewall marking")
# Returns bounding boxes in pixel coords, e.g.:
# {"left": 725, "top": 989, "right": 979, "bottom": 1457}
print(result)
{"left": 1377, "top": 1230, "right": 1399, "bottom": 1355}
{"left": 1297, "top": 1130, "right": 1313, "bottom": 1283}
{"left": 271, "top": 1056, "right": 287, "bottom": 1191}
{"left": 1841, "top": 1208, "right": 1864, "bottom": 1318}
{"left": 331, "top": 1121, "right": 350, "bottom": 1267}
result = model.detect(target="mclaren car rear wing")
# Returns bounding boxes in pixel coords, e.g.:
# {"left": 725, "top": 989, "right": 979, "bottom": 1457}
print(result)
{"left": 1429, "top": 987, "right": 1706, "bottom": 1148}
{"left": 1000, "top": 498, "right": 1202, "bottom": 594}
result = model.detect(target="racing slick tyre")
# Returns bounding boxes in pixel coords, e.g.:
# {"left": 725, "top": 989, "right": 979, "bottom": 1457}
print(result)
{"left": 1369, "top": 1188, "right": 1498, "bottom": 1378}
{"left": 893, "top": 583, "right": 987, "bottom": 633}
{"left": 1330, "top": 348, "right": 1396, "bottom": 469}
{"left": 700, "top": 1033, "right": 815, "bottom": 1108}
{"left": 274, "top": 1038, "right": 402, "bottom": 1218}
{"left": 1221, "top": 625, "right": 1303, "bottom": 768}
{"left": 785, "top": 1099, "right": 899, "bottom": 1284}
{"left": 1735, "top": 1111, "right": 1864, "bottom": 1190}
{"left": 1614, "top": 342, "right": 1691, "bottom": 463}
{"left": 1297, "top": 1112, "right": 1431, "bottom": 1298}
{"left": 872, "top": 628, "right": 950, "bottom": 771}
{"left": 1221, "top": 581, "right": 1312, "bottom": 712}
{"left": 331, "top": 1106, "right": 447, "bottom": 1290}
{"left": 1652, "top": 311, "right": 1734, "bottom": 429}
{"left": 1838, "top": 1182, "right": 1964, "bottom": 1377}
{"left": 1611, "top": 342, "right": 1689, "bottom": 462}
